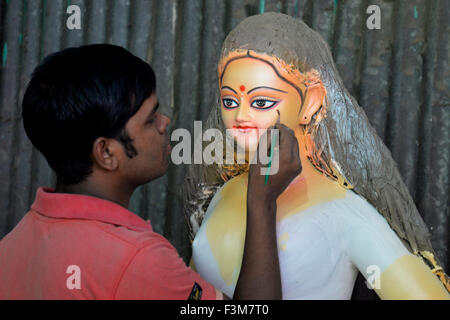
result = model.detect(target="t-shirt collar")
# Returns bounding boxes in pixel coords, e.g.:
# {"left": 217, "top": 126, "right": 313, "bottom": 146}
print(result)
{"left": 31, "top": 187, "right": 152, "bottom": 232}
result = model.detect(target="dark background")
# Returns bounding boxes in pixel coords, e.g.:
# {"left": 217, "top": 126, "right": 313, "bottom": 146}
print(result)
{"left": 0, "top": 0, "right": 448, "bottom": 298}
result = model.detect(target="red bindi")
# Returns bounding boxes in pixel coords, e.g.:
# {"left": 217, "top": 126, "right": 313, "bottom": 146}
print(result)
{"left": 240, "top": 85, "right": 246, "bottom": 92}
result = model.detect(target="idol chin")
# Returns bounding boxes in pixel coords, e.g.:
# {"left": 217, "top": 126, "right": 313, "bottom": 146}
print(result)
{"left": 231, "top": 128, "right": 261, "bottom": 154}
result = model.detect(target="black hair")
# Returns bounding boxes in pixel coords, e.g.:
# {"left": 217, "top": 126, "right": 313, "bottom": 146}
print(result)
{"left": 22, "top": 44, "right": 156, "bottom": 185}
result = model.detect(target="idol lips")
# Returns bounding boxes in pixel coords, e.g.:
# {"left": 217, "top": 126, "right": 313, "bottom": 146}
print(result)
{"left": 233, "top": 125, "right": 258, "bottom": 133}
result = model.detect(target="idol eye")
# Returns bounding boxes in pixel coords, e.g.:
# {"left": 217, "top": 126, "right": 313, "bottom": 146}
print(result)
{"left": 251, "top": 99, "right": 279, "bottom": 110}
{"left": 222, "top": 98, "right": 239, "bottom": 109}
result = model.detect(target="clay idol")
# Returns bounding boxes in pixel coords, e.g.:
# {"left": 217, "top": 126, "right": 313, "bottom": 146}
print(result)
{"left": 184, "top": 13, "right": 450, "bottom": 299}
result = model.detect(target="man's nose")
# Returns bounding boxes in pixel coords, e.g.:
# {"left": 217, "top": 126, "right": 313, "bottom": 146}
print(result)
{"left": 159, "top": 114, "right": 171, "bottom": 133}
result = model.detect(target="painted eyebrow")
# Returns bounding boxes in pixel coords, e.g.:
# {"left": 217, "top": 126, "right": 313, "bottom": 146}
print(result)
{"left": 221, "top": 86, "right": 238, "bottom": 94}
{"left": 247, "top": 86, "right": 288, "bottom": 94}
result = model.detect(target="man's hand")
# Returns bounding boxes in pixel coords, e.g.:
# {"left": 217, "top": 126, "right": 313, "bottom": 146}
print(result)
{"left": 248, "top": 120, "right": 302, "bottom": 204}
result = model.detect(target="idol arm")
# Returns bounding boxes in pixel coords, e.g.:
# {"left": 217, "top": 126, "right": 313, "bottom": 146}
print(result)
{"left": 344, "top": 197, "right": 450, "bottom": 300}
{"left": 374, "top": 254, "right": 450, "bottom": 299}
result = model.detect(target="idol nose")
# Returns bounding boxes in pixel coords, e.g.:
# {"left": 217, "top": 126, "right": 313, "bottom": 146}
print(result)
{"left": 235, "top": 105, "right": 252, "bottom": 123}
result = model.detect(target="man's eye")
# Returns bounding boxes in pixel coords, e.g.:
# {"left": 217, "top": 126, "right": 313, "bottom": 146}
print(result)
{"left": 251, "top": 99, "right": 278, "bottom": 110}
{"left": 222, "top": 98, "right": 239, "bottom": 109}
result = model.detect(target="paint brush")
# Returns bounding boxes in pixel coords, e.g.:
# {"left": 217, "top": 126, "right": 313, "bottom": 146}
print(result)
{"left": 264, "top": 110, "right": 280, "bottom": 184}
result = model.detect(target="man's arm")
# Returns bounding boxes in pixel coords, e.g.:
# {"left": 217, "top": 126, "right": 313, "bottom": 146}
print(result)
{"left": 231, "top": 123, "right": 302, "bottom": 300}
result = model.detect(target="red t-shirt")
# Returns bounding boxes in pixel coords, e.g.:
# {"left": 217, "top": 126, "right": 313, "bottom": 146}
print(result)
{"left": 0, "top": 187, "right": 217, "bottom": 300}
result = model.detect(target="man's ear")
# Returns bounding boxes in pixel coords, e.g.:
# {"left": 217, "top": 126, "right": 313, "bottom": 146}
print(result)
{"left": 298, "top": 82, "right": 326, "bottom": 125}
{"left": 91, "top": 137, "right": 120, "bottom": 171}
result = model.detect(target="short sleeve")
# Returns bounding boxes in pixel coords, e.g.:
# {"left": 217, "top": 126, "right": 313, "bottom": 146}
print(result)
{"left": 339, "top": 191, "right": 411, "bottom": 278}
{"left": 114, "top": 234, "right": 217, "bottom": 300}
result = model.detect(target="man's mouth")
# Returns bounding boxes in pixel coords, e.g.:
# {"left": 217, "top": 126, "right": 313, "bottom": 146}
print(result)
{"left": 165, "top": 136, "right": 171, "bottom": 152}
{"left": 233, "top": 125, "right": 258, "bottom": 133}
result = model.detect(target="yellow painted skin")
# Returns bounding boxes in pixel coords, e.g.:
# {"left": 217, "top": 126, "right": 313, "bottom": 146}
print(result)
{"left": 377, "top": 255, "right": 450, "bottom": 299}
{"left": 276, "top": 131, "right": 346, "bottom": 222}
{"left": 204, "top": 172, "right": 450, "bottom": 299}
{"left": 200, "top": 52, "right": 450, "bottom": 299}
{"left": 206, "top": 174, "right": 247, "bottom": 286}
{"left": 205, "top": 168, "right": 345, "bottom": 286}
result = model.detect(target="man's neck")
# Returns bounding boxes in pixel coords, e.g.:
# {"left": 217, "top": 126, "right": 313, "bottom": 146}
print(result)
{"left": 54, "top": 178, "right": 134, "bottom": 209}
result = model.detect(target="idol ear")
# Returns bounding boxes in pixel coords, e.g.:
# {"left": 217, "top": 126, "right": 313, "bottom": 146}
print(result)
{"left": 298, "top": 82, "right": 326, "bottom": 125}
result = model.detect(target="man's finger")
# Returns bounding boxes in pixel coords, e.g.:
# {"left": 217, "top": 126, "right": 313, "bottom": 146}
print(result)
{"left": 273, "top": 123, "right": 297, "bottom": 158}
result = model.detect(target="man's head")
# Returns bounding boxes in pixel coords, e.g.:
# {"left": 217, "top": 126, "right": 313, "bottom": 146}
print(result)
{"left": 22, "top": 44, "right": 170, "bottom": 189}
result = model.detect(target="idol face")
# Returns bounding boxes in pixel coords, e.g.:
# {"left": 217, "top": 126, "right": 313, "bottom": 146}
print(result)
{"left": 220, "top": 56, "right": 302, "bottom": 153}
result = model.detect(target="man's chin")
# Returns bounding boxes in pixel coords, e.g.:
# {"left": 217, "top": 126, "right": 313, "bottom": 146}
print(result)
{"left": 158, "top": 161, "right": 170, "bottom": 177}
{"left": 144, "top": 163, "right": 170, "bottom": 184}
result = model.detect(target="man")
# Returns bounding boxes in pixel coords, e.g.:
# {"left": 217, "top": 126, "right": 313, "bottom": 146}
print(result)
{"left": 0, "top": 44, "right": 301, "bottom": 299}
